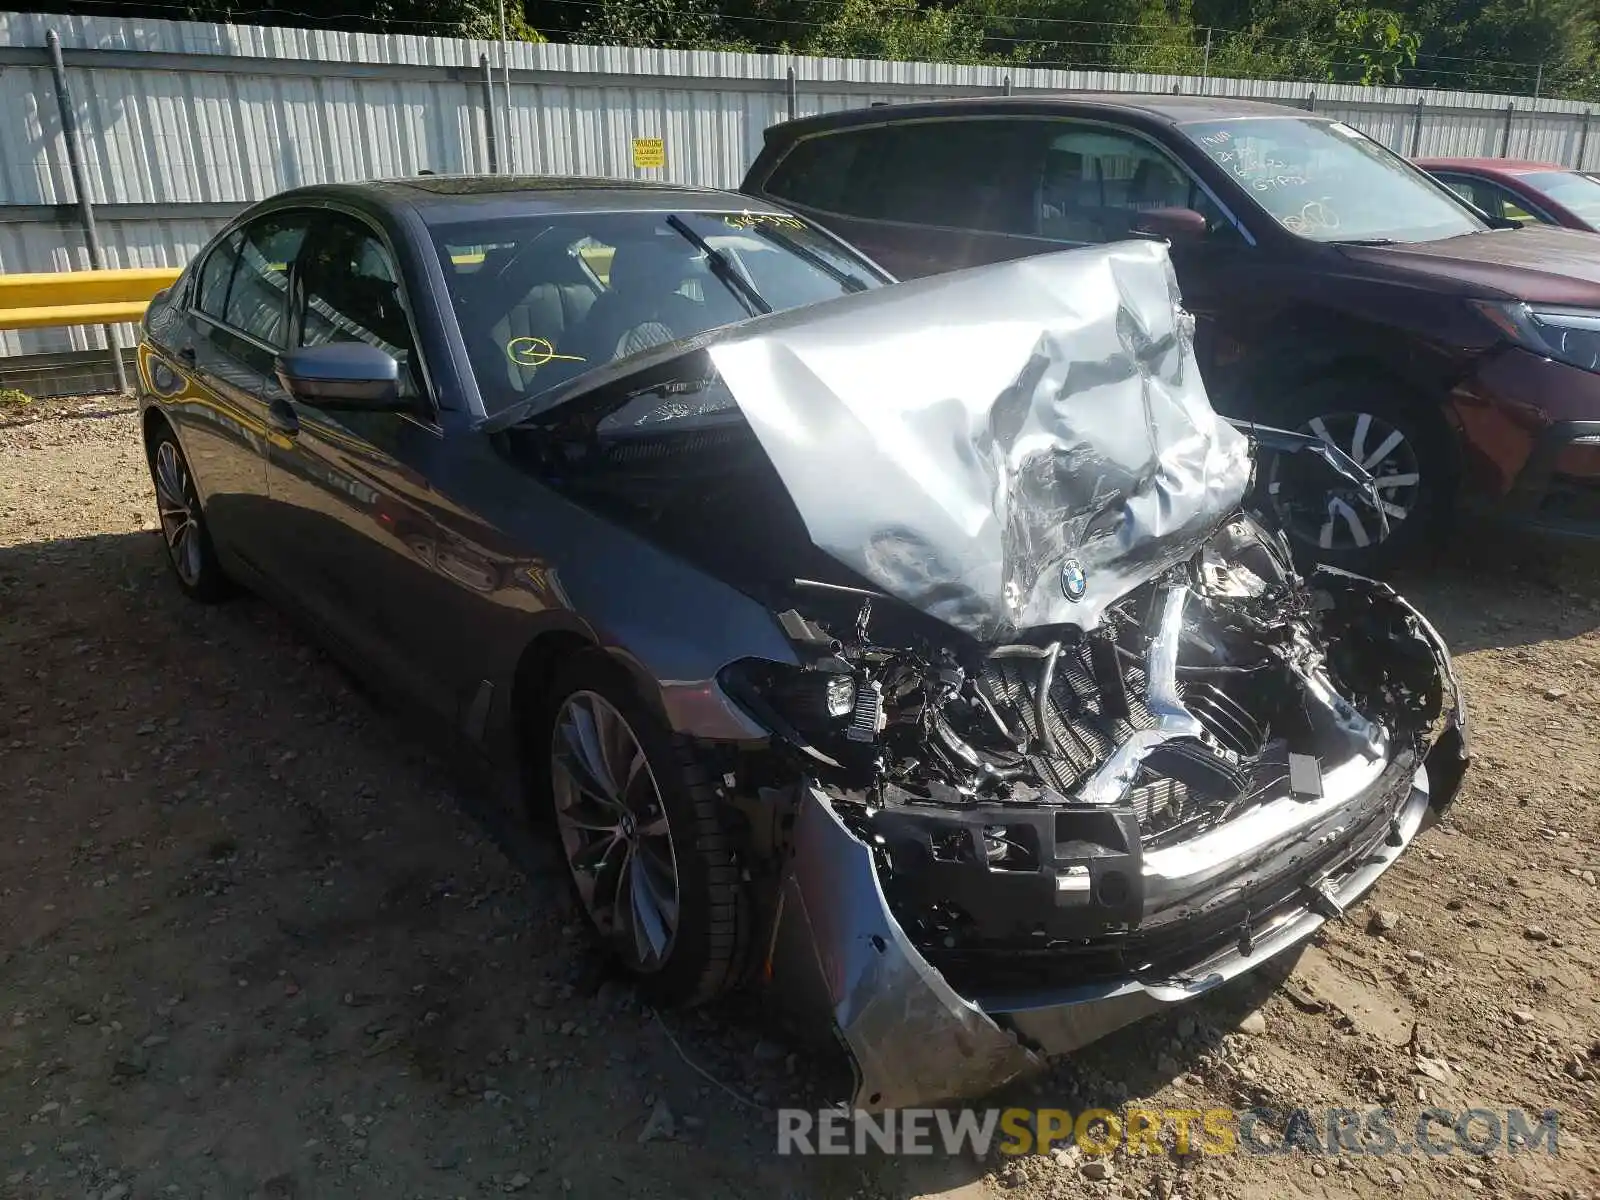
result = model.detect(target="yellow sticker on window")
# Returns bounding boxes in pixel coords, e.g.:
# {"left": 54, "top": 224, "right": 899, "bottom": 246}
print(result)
{"left": 632, "top": 138, "right": 665, "bottom": 169}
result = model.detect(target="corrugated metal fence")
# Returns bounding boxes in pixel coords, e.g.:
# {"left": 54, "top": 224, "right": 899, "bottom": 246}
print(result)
{"left": 3, "top": 9, "right": 1598, "bottom": 373}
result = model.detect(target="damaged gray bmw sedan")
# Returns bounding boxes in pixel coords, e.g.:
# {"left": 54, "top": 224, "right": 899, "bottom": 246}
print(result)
{"left": 137, "top": 177, "right": 1467, "bottom": 1113}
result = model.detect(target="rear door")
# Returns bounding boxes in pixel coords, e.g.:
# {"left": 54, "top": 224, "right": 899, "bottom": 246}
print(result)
{"left": 752, "top": 118, "right": 1040, "bottom": 279}
{"left": 167, "top": 210, "right": 312, "bottom": 567}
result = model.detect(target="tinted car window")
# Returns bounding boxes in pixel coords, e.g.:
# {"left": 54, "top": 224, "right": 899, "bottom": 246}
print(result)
{"left": 195, "top": 230, "right": 241, "bottom": 320}
{"left": 1435, "top": 175, "right": 1543, "bottom": 224}
{"left": 430, "top": 210, "right": 887, "bottom": 415}
{"left": 299, "top": 214, "right": 419, "bottom": 399}
{"left": 1032, "top": 124, "right": 1235, "bottom": 243}
{"left": 846, "top": 120, "right": 1034, "bottom": 233}
{"left": 223, "top": 214, "right": 307, "bottom": 347}
{"left": 763, "top": 132, "right": 870, "bottom": 213}
{"left": 1182, "top": 118, "right": 1483, "bottom": 243}
{"left": 1519, "top": 170, "right": 1600, "bottom": 225}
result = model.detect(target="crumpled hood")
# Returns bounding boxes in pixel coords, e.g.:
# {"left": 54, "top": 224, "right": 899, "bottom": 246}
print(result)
{"left": 709, "top": 240, "right": 1252, "bottom": 639}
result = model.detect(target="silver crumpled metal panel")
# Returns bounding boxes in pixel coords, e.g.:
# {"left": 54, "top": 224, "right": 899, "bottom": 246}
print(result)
{"left": 709, "top": 240, "right": 1253, "bottom": 639}
{"left": 769, "top": 786, "right": 1044, "bottom": 1111}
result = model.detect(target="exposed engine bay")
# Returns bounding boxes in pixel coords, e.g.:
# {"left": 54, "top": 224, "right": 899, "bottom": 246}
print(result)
{"left": 730, "top": 514, "right": 1457, "bottom": 972}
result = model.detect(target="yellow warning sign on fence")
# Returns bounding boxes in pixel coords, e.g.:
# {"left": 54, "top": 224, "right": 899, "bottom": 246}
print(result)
{"left": 632, "top": 137, "right": 665, "bottom": 169}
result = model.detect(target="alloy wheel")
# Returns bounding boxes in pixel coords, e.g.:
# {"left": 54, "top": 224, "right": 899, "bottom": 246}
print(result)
{"left": 153, "top": 440, "right": 204, "bottom": 587}
{"left": 550, "top": 691, "right": 681, "bottom": 972}
{"left": 1266, "top": 411, "right": 1422, "bottom": 551}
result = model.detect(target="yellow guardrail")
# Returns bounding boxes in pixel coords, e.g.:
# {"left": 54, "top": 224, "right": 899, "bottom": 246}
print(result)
{"left": 0, "top": 267, "right": 182, "bottom": 332}
{"left": 0, "top": 248, "right": 619, "bottom": 335}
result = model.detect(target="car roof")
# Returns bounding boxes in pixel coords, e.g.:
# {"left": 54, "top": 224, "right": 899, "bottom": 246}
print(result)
{"left": 269, "top": 175, "right": 790, "bottom": 222}
{"left": 1416, "top": 157, "right": 1567, "bottom": 176}
{"left": 765, "top": 92, "right": 1315, "bottom": 139}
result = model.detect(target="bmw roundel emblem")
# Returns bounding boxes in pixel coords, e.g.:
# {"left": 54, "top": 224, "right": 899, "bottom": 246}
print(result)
{"left": 1060, "top": 558, "right": 1088, "bottom": 602}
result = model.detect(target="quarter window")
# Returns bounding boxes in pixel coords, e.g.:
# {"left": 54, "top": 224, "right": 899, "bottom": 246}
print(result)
{"left": 222, "top": 214, "right": 307, "bottom": 348}
{"left": 298, "top": 214, "right": 419, "bottom": 400}
{"left": 195, "top": 231, "right": 241, "bottom": 320}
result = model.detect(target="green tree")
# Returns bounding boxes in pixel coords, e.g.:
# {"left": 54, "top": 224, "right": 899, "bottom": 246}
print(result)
{"left": 805, "top": 0, "right": 991, "bottom": 61}
{"left": 1331, "top": 6, "right": 1419, "bottom": 83}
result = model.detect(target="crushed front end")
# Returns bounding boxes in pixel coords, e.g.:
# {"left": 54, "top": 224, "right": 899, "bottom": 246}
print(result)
{"left": 686, "top": 242, "right": 1469, "bottom": 1109}
{"left": 742, "top": 533, "right": 1465, "bottom": 1110}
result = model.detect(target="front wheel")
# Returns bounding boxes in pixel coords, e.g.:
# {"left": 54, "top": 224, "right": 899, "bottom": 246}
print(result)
{"left": 535, "top": 651, "right": 745, "bottom": 1007}
{"left": 1259, "top": 378, "right": 1451, "bottom": 574}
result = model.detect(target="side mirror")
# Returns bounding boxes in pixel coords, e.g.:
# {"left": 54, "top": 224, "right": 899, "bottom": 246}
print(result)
{"left": 275, "top": 343, "right": 402, "bottom": 409}
{"left": 1132, "top": 207, "right": 1209, "bottom": 243}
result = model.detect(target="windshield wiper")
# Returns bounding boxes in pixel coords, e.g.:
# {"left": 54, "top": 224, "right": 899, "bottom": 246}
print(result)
{"left": 1329, "top": 237, "right": 1398, "bottom": 246}
{"left": 748, "top": 224, "right": 872, "bottom": 293}
{"left": 665, "top": 215, "right": 772, "bottom": 317}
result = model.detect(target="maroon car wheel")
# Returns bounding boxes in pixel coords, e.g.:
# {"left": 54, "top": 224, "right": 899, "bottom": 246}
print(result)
{"left": 1261, "top": 379, "right": 1449, "bottom": 573}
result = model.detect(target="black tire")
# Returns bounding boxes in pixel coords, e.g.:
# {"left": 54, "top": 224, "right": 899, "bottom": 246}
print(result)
{"left": 532, "top": 649, "right": 744, "bottom": 1007}
{"left": 146, "top": 425, "right": 234, "bottom": 603}
{"left": 1255, "top": 375, "right": 1453, "bottom": 576}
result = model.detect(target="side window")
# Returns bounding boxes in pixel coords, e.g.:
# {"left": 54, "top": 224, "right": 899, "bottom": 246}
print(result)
{"left": 1482, "top": 182, "right": 1544, "bottom": 225}
{"left": 843, "top": 120, "right": 1035, "bottom": 233}
{"left": 764, "top": 131, "right": 871, "bottom": 213}
{"left": 1437, "top": 175, "right": 1501, "bottom": 219}
{"left": 1033, "top": 124, "right": 1234, "bottom": 244}
{"left": 298, "top": 214, "right": 420, "bottom": 400}
{"left": 195, "top": 231, "right": 241, "bottom": 320}
{"left": 223, "top": 214, "right": 308, "bottom": 348}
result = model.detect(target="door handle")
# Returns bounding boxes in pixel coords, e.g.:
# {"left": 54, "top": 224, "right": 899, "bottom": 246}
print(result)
{"left": 267, "top": 397, "right": 300, "bottom": 437}
{"left": 177, "top": 345, "right": 196, "bottom": 365}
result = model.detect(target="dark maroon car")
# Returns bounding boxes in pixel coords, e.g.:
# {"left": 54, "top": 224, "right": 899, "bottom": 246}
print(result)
{"left": 1419, "top": 157, "right": 1600, "bottom": 232}
{"left": 742, "top": 97, "right": 1600, "bottom": 572}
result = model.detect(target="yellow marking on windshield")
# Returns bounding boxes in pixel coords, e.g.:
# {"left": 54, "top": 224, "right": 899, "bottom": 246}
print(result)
{"left": 507, "top": 336, "right": 585, "bottom": 368}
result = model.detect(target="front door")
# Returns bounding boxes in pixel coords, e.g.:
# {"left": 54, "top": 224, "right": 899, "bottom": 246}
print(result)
{"left": 263, "top": 209, "right": 450, "bottom": 712}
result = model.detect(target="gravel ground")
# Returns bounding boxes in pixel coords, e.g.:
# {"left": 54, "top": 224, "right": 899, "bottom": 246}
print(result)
{"left": 2, "top": 397, "right": 1598, "bottom": 1200}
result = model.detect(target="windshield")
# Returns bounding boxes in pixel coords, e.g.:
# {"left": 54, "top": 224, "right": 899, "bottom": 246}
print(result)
{"left": 1520, "top": 170, "right": 1600, "bottom": 225}
{"left": 431, "top": 209, "right": 885, "bottom": 415}
{"left": 1181, "top": 117, "right": 1485, "bottom": 244}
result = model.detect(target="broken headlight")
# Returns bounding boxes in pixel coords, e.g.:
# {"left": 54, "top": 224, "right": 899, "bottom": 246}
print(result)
{"left": 771, "top": 666, "right": 856, "bottom": 727}
{"left": 1478, "top": 301, "right": 1600, "bottom": 374}
{"left": 720, "top": 659, "right": 856, "bottom": 742}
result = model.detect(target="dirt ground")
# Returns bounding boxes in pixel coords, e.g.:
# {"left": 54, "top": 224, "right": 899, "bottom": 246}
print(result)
{"left": 2, "top": 396, "right": 1597, "bottom": 1200}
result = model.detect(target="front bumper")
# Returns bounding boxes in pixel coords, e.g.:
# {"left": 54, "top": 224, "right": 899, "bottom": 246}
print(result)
{"left": 1488, "top": 418, "right": 1600, "bottom": 541}
{"left": 1454, "top": 348, "right": 1600, "bottom": 541}
{"left": 765, "top": 594, "right": 1469, "bottom": 1112}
